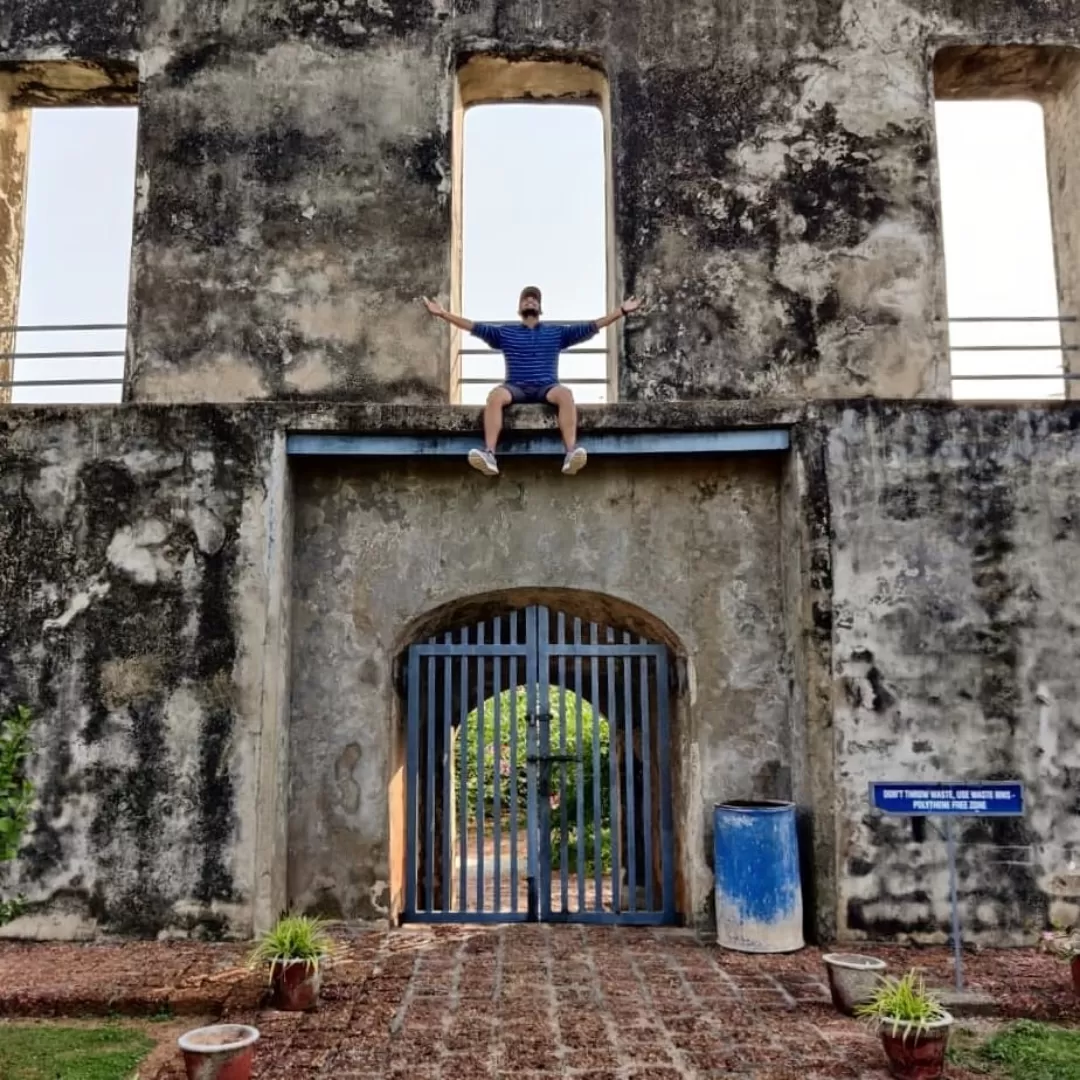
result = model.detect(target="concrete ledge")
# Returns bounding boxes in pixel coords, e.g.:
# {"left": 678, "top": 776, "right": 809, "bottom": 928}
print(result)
{"left": 286, "top": 428, "right": 791, "bottom": 457}
{"left": 4, "top": 397, "right": 1080, "bottom": 442}
{"left": 935, "top": 988, "right": 1000, "bottom": 1018}
{"left": 0, "top": 398, "right": 806, "bottom": 434}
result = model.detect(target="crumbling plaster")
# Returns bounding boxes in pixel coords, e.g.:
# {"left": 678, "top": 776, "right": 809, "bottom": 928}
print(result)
{"left": 829, "top": 404, "right": 1080, "bottom": 942}
{"left": 0, "top": 405, "right": 289, "bottom": 938}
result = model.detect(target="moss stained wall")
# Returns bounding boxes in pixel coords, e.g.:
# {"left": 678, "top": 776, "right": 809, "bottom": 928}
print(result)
{"left": 0, "top": 406, "right": 282, "bottom": 937}
{"left": 3, "top": 399, "right": 1080, "bottom": 940}
{"left": 828, "top": 403, "right": 1080, "bottom": 942}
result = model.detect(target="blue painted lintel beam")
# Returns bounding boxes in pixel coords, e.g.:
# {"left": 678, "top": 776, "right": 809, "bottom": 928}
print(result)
{"left": 286, "top": 428, "right": 790, "bottom": 458}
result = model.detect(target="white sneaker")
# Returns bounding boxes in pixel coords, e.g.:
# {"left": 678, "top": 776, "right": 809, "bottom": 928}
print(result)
{"left": 468, "top": 448, "right": 499, "bottom": 476}
{"left": 561, "top": 447, "right": 587, "bottom": 475}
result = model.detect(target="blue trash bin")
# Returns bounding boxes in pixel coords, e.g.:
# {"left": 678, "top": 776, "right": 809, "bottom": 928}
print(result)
{"left": 713, "top": 800, "right": 804, "bottom": 953}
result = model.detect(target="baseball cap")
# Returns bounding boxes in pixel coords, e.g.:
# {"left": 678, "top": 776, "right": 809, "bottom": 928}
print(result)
{"left": 519, "top": 286, "right": 542, "bottom": 304}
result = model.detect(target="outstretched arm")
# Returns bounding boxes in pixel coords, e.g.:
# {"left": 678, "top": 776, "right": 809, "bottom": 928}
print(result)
{"left": 594, "top": 296, "right": 644, "bottom": 330}
{"left": 423, "top": 296, "right": 474, "bottom": 333}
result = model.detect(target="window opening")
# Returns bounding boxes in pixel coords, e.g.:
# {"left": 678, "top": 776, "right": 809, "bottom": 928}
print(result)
{"left": 7, "top": 105, "right": 137, "bottom": 403}
{"left": 936, "top": 100, "right": 1066, "bottom": 399}
{"left": 455, "top": 99, "right": 610, "bottom": 404}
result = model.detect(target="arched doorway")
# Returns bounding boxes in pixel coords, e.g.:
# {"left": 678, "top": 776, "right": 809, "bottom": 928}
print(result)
{"left": 401, "top": 602, "right": 676, "bottom": 925}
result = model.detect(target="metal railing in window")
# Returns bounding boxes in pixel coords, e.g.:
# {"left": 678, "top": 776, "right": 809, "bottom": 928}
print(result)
{"left": 455, "top": 336, "right": 610, "bottom": 403}
{"left": 949, "top": 316, "right": 1075, "bottom": 392}
{"left": 0, "top": 323, "right": 127, "bottom": 397}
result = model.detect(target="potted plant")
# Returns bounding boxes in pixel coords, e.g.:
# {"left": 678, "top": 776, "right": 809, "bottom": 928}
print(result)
{"left": 178, "top": 1023, "right": 259, "bottom": 1080}
{"left": 855, "top": 969, "right": 953, "bottom": 1080}
{"left": 1040, "top": 925, "right": 1080, "bottom": 995}
{"left": 822, "top": 952, "right": 887, "bottom": 1015}
{"left": 247, "top": 913, "right": 335, "bottom": 1011}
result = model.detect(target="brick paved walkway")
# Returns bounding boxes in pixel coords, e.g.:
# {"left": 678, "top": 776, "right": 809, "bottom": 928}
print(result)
{"left": 4, "top": 925, "right": 1078, "bottom": 1079}
{"left": 141, "top": 926, "right": 1010, "bottom": 1080}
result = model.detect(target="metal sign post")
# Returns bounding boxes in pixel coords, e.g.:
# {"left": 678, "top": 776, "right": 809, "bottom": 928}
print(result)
{"left": 868, "top": 781, "right": 1025, "bottom": 991}
{"left": 945, "top": 818, "right": 961, "bottom": 990}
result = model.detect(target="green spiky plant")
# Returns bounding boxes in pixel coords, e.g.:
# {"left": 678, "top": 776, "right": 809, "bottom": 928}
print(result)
{"left": 246, "top": 914, "right": 336, "bottom": 981}
{"left": 0, "top": 706, "right": 33, "bottom": 926}
{"left": 0, "top": 706, "right": 33, "bottom": 864}
{"left": 855, "top": 969, "right": 949, "bottom": 1042}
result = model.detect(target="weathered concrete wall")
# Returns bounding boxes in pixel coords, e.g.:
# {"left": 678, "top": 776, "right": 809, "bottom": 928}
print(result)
{"left": 2, "top": 1, "right": 1079, "bottom": 402}
{"left": 288, "top": 454, "right": 790, "bottom": 924}
{"left": 828, "top": 403, "right": 1080, "bottom": 943}
{"left": 5, "top": 397, "right": 1080, "bottom": 944}
{"left": 0, "top": 405, "right": 288, "bottom": 939}
{"left": 780, "top": 423, "right": 838, "bottom": 942}
{"left": 1044, "top": 62, "right": 1080, "bottom": 398}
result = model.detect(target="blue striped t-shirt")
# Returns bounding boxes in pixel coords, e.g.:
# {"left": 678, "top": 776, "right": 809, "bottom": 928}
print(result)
{"left": 471, "top": 321, "right": 599, "bottom": 386}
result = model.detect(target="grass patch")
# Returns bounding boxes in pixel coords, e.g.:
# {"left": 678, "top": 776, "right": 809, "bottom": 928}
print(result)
{"left": 0, "top": 1023, "right": 154, "bottom": 1080}
{"left": 948, "top": 1020, "right": 1080, "bottom": 1079}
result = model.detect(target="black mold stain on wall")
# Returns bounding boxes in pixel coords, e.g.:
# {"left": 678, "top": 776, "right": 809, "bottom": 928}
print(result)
{"left": 134, "top": 52, "right": 450, "bottom": 398}
{"left": 930, "top": 0, "right": 1080, "bottom": 38}
{"left": 613, "top": 61, "right": 912, "bottom": 400}
{"left": 3, "top": 0, "right": 138, "bottom": 53}
{"left": 0, "top": 408, "right": 262, "bottom": 936}
{"left": 830, "top": 403, "right": 1076, "bottom": 941}
{"left": 193, "top": 537, "right": 239, "bottom": 907}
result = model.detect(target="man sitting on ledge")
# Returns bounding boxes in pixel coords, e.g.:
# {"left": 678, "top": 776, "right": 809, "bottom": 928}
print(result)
{"left": 423, "top": 286, "right": 643, "bottom": 476}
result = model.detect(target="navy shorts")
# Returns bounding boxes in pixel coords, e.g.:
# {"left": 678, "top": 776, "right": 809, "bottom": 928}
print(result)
{"left": 504, "top": 382, "right": 559, "bottom": 405}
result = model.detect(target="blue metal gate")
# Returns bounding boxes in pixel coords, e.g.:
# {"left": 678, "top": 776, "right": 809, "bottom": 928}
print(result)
{"left": 404, "top": 605, "right": 676, "bottom": 924}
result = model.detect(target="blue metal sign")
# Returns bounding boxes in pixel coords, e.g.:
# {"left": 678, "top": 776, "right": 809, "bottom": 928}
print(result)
{"left": 867, "top": 780, "right": 1025, "bottom": 993}
{"left": 869, "top": 781, "right": 1024, "bottom": 817}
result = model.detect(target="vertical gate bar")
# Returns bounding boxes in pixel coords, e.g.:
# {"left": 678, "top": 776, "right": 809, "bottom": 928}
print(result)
{"left": 405, "top": 647, "right": 420, "bottom": 917}
{"left": 476, "top": 621, "right": 486, "bottom": 913}
{"left": 657, "top": 649, "right": 676, "bottom": 921}
{"left": 426, "top": 653, "right": 436, "bottom": 912}
{"left": 590, "top": 623, "right": 602, "bottom": 912}
{"left": 558, "top": 612, "right": 568, "bottom": 915}
{"left": 538, "top": 606, "right": 552, "bottom": 920}
{"left": 525, "top": 607, "right": 539, "bottom": 921}
{"left": 640, "top": 646, "right": 654, "bottom": 912}
{"left": 510, "top": 613, "right": 519, "bottom": 912}
{"left": 493, "top": 617, "right": 503, "bottom": 913}
{"left": 442, "top": 635, "right": 453, "bottom": 913}
{"left": 607, "top": 627, "right": 621, "bottom": 915}
{"left": 459, "top": 627, "right": 469, "bottom": 913}
{"left": 622, "top": 632, "right": 637, "bottom": 913}
{"left": 574, "top": 617, "right": 585, "bottom": 914}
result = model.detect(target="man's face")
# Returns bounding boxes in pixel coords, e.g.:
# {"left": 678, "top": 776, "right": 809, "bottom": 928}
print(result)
{"left": 519, "top": 293, "right": 541, "bottom": 319}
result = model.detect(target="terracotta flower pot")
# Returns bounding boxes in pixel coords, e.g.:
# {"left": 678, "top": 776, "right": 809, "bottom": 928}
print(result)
{"left": 271, "top": 958, "right": 322, "bottom": 1011}
{"left": 878, "top": 1012, "right": 953, "bottom": 1080}
{"left": 178, "top": 1024, "right": 259, "bottom": 1080}
{"left": 1072, "top": 955, "right": 1080, "bottom": 995}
